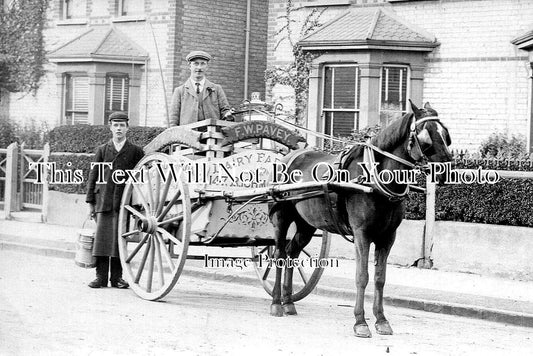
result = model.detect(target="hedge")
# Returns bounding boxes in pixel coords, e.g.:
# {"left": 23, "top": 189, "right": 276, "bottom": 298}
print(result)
{"left": 405, "top": 159, "right": 533, "bottom": 227}
{"left": 49, "top": 124, "right": 165, "bottom": 153}
{"left": 48, "top": 124, "right": 165, "bottom": 194}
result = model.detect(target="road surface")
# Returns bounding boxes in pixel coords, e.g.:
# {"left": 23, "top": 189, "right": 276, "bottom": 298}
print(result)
{"left": 0, "top": 250, "right": 531, "bottom": 355}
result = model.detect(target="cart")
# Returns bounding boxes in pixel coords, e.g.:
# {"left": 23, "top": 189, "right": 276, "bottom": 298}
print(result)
{"left": 118, "top": 114, "right": 356, "bottom": 301}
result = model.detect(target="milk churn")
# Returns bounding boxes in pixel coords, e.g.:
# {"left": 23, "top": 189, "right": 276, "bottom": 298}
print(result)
{"left": 75, "top": 218, "right": 97, "bottom": 268}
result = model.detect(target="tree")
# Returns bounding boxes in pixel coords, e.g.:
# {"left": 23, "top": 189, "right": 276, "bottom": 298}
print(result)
{"left": 264, "top": 0, "right": 325, "bottom": 125}
{"left": 0, "top": 0, "right": 48, "bottom": 93}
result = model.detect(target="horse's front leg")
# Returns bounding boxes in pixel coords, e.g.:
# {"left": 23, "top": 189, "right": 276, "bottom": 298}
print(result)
{"left": 353, "top": 230, "right": 372, "bottom": 338}
{"left": 373, "top": 234, "right": 395, "bottom": 335}
{"left": 282, "top": 218, "right": 315, "bottom": 315}
{"left": 270, "top": 207, "right": 291, "bottom": 317}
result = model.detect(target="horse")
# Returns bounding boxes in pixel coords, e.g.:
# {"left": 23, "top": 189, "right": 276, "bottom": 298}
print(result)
{"left": 268, "top": 100, "right": 452, "bottom": 338}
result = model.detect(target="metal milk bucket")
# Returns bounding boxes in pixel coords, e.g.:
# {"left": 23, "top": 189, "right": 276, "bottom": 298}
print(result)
{"left": 75, "top": 218, "right": 97, "bottom": 268}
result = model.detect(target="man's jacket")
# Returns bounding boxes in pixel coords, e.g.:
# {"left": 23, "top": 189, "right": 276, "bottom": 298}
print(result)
{"left": 86, "top": 140, "right": 144, "bottom": 212}
{"left": 169, "top": 78, "right": 231, "bottom": 126}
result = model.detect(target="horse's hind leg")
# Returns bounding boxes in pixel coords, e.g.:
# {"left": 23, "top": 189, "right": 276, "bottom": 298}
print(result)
{"left": 270, "top": 203, "right": 292, "bottom": 317}
{"left": 282, "top": 216, "right": 316, "bottom": 315}
{"left": 373, "top": 233, "right": 395, "bottom": 335}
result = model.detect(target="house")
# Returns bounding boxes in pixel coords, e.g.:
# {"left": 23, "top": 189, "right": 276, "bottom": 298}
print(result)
{"left": 267, "top": 0, "right": 533, "bottom": 152}
{"left": 0, "top": 0, "right": 268, "bottom": 128}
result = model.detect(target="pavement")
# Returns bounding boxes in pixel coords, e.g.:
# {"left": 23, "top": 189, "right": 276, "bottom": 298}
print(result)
{"left": 1, "top": 212, "right": 533, "bottom": 328}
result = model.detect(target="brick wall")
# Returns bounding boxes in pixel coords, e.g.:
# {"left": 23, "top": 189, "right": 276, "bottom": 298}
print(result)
{"left": 176, "top": 0, "right": 268, "bottom": 107}
{"left": 267, "top": 0, "right": 533, "bottom": 151}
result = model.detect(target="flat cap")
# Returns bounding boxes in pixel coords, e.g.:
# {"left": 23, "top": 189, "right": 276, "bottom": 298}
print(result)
{"left": 186, "top": 50, "right": 212, "bottom": 62}
{"left": 109, "top": 111, "right": 129, "bottom": 122}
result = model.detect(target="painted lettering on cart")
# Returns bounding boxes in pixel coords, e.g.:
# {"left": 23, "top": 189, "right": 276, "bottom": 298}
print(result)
{"left": 221, "top": 120, "right": 305, "bottom": 149}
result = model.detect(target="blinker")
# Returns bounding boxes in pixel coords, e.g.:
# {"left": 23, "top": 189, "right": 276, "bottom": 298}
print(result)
{"left": 417, "top": 129, "right": 432, "bottom": 145}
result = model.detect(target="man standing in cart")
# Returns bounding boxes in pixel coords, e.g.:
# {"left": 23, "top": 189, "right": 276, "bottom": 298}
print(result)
{"left": 86, "top": 112, "right": 144, "bottom": 289}
{"left": 169, "top": 50, "right": 234, "bottom": 126}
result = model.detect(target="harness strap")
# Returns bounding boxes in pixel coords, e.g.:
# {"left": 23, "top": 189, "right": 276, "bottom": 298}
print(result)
{"left": 321, "top": 184, "right": 352, "bottom": 242}
{"left": 363, "top": 145, "right": 409, "bottom": 201}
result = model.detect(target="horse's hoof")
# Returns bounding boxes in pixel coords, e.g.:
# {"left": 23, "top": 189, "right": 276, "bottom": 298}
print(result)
{"left": 283, "top": 303, "right": 297, "bottom": 315}
{"left": 270, "top": 304, "right": 284, "bottom": 317}
{"left": 375, "top": 321, "right": 393, "bottom": 335}
{"left": 353, "top": 323, "right": 372, "bottom": 338}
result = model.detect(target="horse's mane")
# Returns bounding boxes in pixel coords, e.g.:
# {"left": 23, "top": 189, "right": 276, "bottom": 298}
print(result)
{"left": 341, "top": 113, "right": 413, "bottom": 169}
{"left": 370, "top": 113, "right": 413, "bottom": 151}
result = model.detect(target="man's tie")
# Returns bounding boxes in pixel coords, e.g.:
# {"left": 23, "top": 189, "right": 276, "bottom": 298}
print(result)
{"left": 195, "top": 82, "right": 200, "bottom": 95}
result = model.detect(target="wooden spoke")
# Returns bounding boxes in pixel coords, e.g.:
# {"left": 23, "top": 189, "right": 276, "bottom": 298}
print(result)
{"left": 125, "top": 233, "right": 149, "bottom": 263}
{"left": 262, "top": 265, "right": 271, "bottom": 281}
{"left": 154, "top": 165, "right": 161, "bottom": 210}
{"left": 158, "top": 212, "right": 184, "bottom": 227}
{"left": 301, "top": 249, "right": 312, "bottom": 259}
{"left": 122, "top": 229, "right": 141, "bottom": 239}
{"left": 146, "top": 237, "right": 155, "bottom": 293}
{"left": 135, "top": 237, "right": 152, "bottom": 283}
{"left": 124, "top": 205, "right": 146, "bottom": 221}
{"left": 157, "top": 190, "right": 182, "bottom": 222}
{"left": 155, "top": 232, "right": 175, "bottom": 271}
{"left": 157, "top": 227, "right": 182, "bottom": 246}
{"left": 145, "top": 166, "right": 156, "bottom": 211}
{"left": 133, "top": 184, "right": 151, "bottom": 214}
{"left": 259, "top": 246, "right": 270, "bottom": 255}
{"left": 156, "top": 170, "right": 173, "bottom": 216}
{"left": 297, "top": 266, "right": 309, "bottom": 285}
{"left": 153, "top": 234, "right": 165, "bottom": 286}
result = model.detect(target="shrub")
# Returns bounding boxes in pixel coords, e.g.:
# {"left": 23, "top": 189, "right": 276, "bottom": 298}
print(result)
{"left": 479, "top": 131, "right": 528, "bottom": 159}
{"left": 405, "top": 158, "right": 533, "bottom": 227}
{"left": 48, "top": 124, "right": 165, "bottom": 194}
{"left": 0, "top": 119, "right": 49, "bottom": 148}
{"left": 49, "top": 125, "right": 165, "bottom": 153}
{"left": 0, "top": 119, "right": 17, "bottom": 147}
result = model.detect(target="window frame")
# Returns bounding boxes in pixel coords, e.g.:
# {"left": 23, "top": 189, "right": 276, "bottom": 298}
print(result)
{"left": 321, "top": 64, "right": 361, "bottom": 137}
{"left": 104, "top": 73, "right": 130, "bottom": 124}
{"left": 64, "top": 73, "right": 89, "bottom": 125}
{"left": 379, "top": 64, "right": 410, "bottom": 125}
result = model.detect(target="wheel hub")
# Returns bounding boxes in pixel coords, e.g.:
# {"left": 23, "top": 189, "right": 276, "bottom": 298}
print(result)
{"left": 137, "top": 216, "right": 158, "bottom": 234}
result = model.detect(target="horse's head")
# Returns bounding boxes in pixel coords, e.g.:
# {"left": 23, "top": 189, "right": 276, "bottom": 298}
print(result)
{"left": 407, "top": 100, "right": 452, "bottom": 165}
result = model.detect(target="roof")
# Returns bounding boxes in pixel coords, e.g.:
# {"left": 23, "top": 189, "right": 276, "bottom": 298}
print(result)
{"left": 511, "top": 27, "right": 533, "bottom": 50}
{"left": 49, "top": 27, "right": 149, "bottom": 63}
{"left": 298, "top": 7, "right": 439, "bottom": 51}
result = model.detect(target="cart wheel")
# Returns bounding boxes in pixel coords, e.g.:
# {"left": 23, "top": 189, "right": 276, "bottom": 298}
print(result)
{"left": 118, "top": 153, "right": 191, "bottom": 301}
{"left": 251, "top": 230, "right": 331, "bottom": 302}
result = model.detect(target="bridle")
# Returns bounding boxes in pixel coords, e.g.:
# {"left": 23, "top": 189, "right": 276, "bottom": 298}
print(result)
{"left": 406, "top": 115, "right": 444, "bottom": 164}
{"left": 342, "top": 114, "right": 447, "bottom": 201}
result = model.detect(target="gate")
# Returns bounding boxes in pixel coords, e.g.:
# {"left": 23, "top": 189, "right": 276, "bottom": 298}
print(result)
{"left": 1, "top": 142, "right": 49, "bottom": 222}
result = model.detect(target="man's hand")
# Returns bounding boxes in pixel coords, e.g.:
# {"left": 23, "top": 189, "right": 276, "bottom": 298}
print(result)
{"left": 223, "top": 109, "right": 235, "bottom": 122}
{"left": 89, "top": 204, "right": 96, "bottom": 219}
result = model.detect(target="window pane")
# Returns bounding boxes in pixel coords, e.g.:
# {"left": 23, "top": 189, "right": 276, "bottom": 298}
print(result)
{"left": 333, "top": 67, "right": 356, "bottom": 109}
{"left": 381, "top": 66, "right": 408, "bottom": 111}
{"left": 323, "top": 111, "right": 356, "bottom": 137}
{"left": 323, "top": 67, "right": 333, "bottom": 109}
{"left": 105, "top": 74, "right": 129, "bottom": 123}
{"left": 73, "top": 77, "right": 89, "bottom": 111}
{"left": 65, "top": 75, "right": 89, "bottom": 125}
{"left": 332, "top": 111, "right": 356, "bottom": 136}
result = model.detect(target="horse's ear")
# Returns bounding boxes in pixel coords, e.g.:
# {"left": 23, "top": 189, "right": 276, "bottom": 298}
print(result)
{"left": 409, "top": 99, "right": 420, "bottom": 116}
{"left": 423, "top": 102, "right": 433, "bottom": 110}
